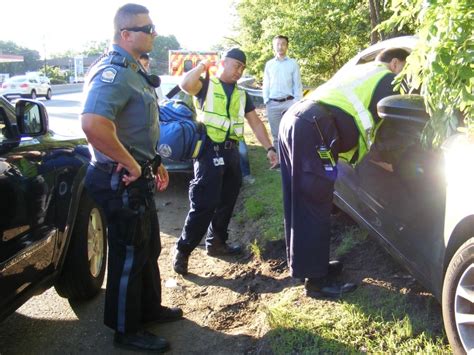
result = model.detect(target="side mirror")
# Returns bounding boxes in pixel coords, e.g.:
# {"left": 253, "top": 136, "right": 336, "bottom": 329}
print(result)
{"left": 15, "top": 99, "right": 49, "bottom": 136}
{"left": 377, "top": 94, "right": 430, "bottom": 125}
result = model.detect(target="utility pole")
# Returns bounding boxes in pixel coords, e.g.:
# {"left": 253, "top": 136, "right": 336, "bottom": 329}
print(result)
{"left": 42, "top": 35, "right": 47, "bottom": 76}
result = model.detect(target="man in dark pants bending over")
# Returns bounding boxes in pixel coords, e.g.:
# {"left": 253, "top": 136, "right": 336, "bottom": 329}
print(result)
{"left": 279, "top": 48, "right": 409, "bottom": 298}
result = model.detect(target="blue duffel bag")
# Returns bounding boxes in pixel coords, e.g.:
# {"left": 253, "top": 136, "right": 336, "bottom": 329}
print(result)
{"left": 157, "top": 99, "right": 207, "bottom": 162}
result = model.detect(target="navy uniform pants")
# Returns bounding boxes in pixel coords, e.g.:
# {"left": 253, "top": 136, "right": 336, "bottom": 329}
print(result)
{"left": 278, "top": 100, "right": 340, "bottom": 279}
{"left": 85, "top": 166, "right": 161, "bottom": 333}
{"left": 177, "top": 139, "right": 242, "bottom": 255}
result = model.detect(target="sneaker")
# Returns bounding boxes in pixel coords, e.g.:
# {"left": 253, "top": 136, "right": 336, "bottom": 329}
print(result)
{"left": 172, "top": 247, "right": 189, "bottom": 275}
{"left": 207, "top": 242, "right": 242, "bottom": 256}
{"left": 270, "top": 163, "right": 280, "bottom": 171}
{"left": 242, "top": 175, "right": 255, "bottom": 185}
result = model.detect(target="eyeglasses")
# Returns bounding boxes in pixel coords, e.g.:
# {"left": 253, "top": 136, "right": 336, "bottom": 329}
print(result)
{"left": 121, "top": 24, "right": 155, "bottom": 34}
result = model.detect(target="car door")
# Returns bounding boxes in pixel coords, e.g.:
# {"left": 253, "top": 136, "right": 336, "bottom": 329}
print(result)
{"left": 0, "top": 103, "right": 58, "bottom": 309}
{"left": 356, "top": 113, "right": 446, "bottom": 279}
{"left": 38, "top": 77, "right": 50, "bottom": 96}
{"left": 29, "top": 77, "right": 43, "bottom": 96}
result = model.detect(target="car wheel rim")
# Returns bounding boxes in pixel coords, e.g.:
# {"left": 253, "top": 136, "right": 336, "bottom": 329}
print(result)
{"left": 87, "top": 207, "right": 104, "bottom": 278}
{"left": 455, "top": 263, "right": 474, "bottom": 352}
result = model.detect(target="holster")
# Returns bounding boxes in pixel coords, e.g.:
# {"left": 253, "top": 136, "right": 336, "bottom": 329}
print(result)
{"left": 113, "top": 185, "right": 150, "bottom": 247}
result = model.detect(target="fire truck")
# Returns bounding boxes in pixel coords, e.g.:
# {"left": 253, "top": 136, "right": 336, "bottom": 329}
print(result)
{"left": 168, "top": 50, "right": 219, "bottom": 76}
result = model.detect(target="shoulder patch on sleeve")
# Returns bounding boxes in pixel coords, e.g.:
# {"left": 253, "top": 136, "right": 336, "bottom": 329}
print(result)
{"left": 101, "top": 68, "right": 117, "bottom": 83}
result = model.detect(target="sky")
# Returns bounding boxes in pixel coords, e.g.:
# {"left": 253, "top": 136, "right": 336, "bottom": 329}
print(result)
{"left": 1, "top": 0, "right": 237, "bottom": 57}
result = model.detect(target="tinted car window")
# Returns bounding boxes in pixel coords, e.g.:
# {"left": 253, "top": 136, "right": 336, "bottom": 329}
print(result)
{"left": 0, "top": 109, "right": 7, "bottom": 143}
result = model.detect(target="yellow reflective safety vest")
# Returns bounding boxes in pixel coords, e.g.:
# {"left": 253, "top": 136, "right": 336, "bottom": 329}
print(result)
{"left": 308, "top": 62, "right": 392, "bottom": 164}
{"left": 195, "top": 77, "right": 246, "bottom": 143}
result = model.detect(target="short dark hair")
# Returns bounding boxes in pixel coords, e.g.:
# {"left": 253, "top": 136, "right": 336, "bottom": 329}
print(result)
{"left": 376, "top": 48, "right": 410, "bottom": 63}
{"left": 113, "top": 3, "right": 149, "bottom": 42}
{"left": 273, "top": 35, "right": 289, "bottom": 44}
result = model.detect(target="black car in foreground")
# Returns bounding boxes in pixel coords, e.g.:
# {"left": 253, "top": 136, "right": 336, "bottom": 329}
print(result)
{"left": 0, "top": 96, "right": 107, "bottom": 321}
{"left": 327, "top": 37, "right": 474, "bottom": 353}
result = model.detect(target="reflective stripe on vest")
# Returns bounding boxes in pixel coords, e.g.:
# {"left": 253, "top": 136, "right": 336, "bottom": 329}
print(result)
{"left": 309, "top": 62, "right": 392, "bottom": 163}
{"left": 196, "top": 77, "right": 245, "bottom": 143}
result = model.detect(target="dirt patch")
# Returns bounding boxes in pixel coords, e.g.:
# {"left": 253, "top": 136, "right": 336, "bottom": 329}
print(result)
{"left": 150, "top": 167, "right": 443, "bottom": 354}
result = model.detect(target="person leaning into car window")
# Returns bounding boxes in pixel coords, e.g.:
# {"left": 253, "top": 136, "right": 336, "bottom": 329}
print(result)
{"left": 172, "top": 48, "right": 278, "bottom": 276}
{"left": 80, "top": 4, "right": 182, "bottom": 353}
{"left": 278, "top": 47, "right": 409, "bottom": 299}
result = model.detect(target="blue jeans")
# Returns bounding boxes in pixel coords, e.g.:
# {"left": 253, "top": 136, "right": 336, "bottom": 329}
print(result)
{"left": 239, "top": 140, "right": 251, "bottom": 177}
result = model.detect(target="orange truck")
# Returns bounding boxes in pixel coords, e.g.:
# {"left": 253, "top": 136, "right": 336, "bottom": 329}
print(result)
{"left": 168, "top": 50, "right": 219, "bottom": 76}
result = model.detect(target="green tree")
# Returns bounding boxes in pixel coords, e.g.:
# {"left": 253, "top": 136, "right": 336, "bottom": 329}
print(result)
{"left": 236, "top": 0, "right": 390, "bottom": 86}
{"left": 150, "top": 35, "right": 180, "bottom": 74}
{"left": 40, "top": 65, "right": 67, "bottom": 84}
{"left": 0, "top": 41, "right": 41, "bottom": 74}
{"left": 80, "top": 40, "right": 110, "bottom": 57}
{"left": 382, "top": 0, "right": 473, "bottom": 146}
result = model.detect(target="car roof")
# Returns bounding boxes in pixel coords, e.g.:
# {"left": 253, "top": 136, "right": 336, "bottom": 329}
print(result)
{"left": 308, "top": 36, "right": 418, "bottom": 96}
{"left": 6, "top": 75, "right": 28, "bottom": 82}
{"left": 335, "top": 35, "right": 418, "bottom": 79}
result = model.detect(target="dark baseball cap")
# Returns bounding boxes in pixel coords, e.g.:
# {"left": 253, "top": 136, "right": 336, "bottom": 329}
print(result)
{"left": 223, "top": 48, "right": 246, "bottom": 65}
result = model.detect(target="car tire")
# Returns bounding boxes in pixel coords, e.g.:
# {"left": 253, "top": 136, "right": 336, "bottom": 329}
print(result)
{"left": 45, "top": 88, "right": 52, "bottom": 100}
{"left": 30, "top": 90, "right": 37, "bottom": 99}
{"left": 442, "top": 237, "right": 474, "bottom": 354}
{"left": 55, "top": 192, "right": 107, "bottom": 300}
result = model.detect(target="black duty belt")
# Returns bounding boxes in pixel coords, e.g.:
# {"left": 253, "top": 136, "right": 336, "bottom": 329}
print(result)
{"left": 90, "top": 155, "right": 161, "bottom": 176}
{"left": 90, "top": 161, "right": 117, "bottom": 174}
{"left": 213, "top": 139, "right": 238, "bottom": 150}
{"left": 270, "top": 95, "right": 294, "bottom": 102}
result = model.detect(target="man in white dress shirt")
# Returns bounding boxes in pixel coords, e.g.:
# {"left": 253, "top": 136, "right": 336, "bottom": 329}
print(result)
{"left": 263, "top": 35, "right": 303, "bottom": 167}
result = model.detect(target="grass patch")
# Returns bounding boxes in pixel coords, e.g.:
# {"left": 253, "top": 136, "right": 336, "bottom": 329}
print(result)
{"left": 263, "top": 288, "right": 450, "bottom": 354}
{"left": 248, "top": 239, "right": 263, "bottom": 260}
{"left": 236, "top": 120, "right": 284, "bottom": 250}
{"left": 335, "top": 226, "right": 368, "bottom": 257}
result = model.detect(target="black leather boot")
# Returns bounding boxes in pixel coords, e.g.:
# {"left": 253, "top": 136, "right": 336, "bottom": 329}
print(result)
{"left": 143, "top": 306, "right": 184, "bottom": 324}
{"left": 114, "top": 330, "right": 170, "bottom": 352}
{"left": 172, "top": 247, "right": 189, "bottom": 275}
{"left": 305, "top": 277, "right": 357, "bottom": 299}
{"left": 207, "top": 242, "right": 242, "bottom": 256}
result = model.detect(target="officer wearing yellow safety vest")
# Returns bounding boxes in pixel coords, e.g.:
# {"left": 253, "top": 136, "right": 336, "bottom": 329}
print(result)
{"left": 173, "top": 48, "right": 278, "bottom": 275}
{"left": 278, "top": 47, "right": 410, "bottom": 298}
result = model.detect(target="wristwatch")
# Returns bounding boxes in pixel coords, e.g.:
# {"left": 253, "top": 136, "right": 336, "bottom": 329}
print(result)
{"left": 267, "top": 146, "right": 277, "bottom": 153}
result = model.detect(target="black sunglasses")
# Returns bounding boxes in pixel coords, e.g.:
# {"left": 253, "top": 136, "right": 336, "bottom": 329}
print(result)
{"left": 121, "top": 24, "right": 155, "bottom": 34}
